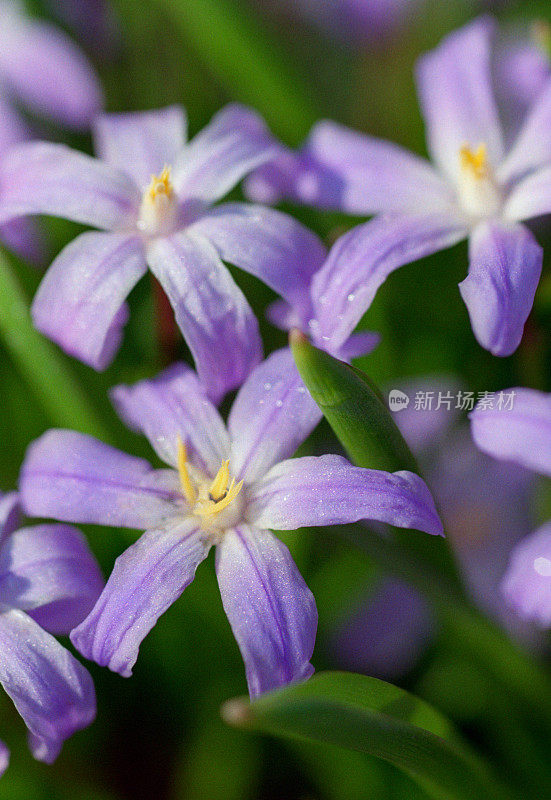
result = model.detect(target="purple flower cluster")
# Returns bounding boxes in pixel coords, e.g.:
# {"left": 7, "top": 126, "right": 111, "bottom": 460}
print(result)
{"left": 1, "top": 5, "right": 550, "bottom": 774}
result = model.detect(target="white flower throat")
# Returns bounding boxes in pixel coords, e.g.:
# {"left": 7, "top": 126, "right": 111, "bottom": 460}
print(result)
{"left": 137, "top": 166, "right": 178, "bottom": 236}
{"left": 177, "top": 440, "right": 245, "bottom": 536}
{"left": 456, "top": 143, "right": 502, "bottom": 220}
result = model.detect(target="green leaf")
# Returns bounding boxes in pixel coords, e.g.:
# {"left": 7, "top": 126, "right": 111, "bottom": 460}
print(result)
{"left": 290, "top": 330, "right": 418, "bottom": 474}
{"left": 223, "top": 672, "right": 511, "bottom": 800}
{"left": 0, "top": 248, "right": 109, "bottom": 439}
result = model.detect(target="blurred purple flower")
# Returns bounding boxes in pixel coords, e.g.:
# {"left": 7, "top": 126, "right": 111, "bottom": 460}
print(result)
{"left": 0, "top": 0, "right": 103, "bottom": 129}
{"left": 46, "top": 0, "right": 120, "bottom": 57}
{"left": 494, "top": 21, "right": 551, "bottom": 141}
{"left": 266, "top": 0, "right": 418, "bottom": 45}
{"left": 0, "top": 104, "right": 326, "bottom": 401}
{"left": 19, "top": 351, "right": 442, "bottom": 697}
{"left": 0, "top": 491, "right": 103, "bottom": 774}
{"left": 248, "top": 17, "right": 551, "bottom": 357}
{"left": 0, "top": 0, "right": 104, "bottom": 261}
{"left": 328, "top": 378, "right": 539, "bottom": 679}
{"left": 471, "top": 387, "right": 551, "bottom": 626}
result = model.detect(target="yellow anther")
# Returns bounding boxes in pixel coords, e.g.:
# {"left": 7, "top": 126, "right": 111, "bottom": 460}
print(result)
{"left": 459, "top": 143, "right": 489, "bottom": 180}
{"left": 177, "top": 438, "right": 196, "bottom": 506}
{"left": 146, "top": 166, "right": 173, "bottom": 201}
{"left": 209, "top": 460, "right": 230, "bottom": 502}
{"left": 194, "top": 477, "right": 244, "bottom": 523}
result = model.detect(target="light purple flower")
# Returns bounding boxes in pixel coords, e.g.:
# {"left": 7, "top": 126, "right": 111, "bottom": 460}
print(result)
{"left": 0, "top": 105, "right": 325, "bottom": 401}
{"left": 0, "top": 1, "right": 103, "bottom": 129}
{"left": 471, "top": 387, "right": 551, "bottom": 626}
{"left": 0, "top": 492, "right": 103, "bottom": 774}
{"left": 0, "top": 0, "right": 103, "bottom": 260}
{"left": 265, "top": 0, "right": 418, "bottom": 45}
{"left": 19, "top": 351, "right": 442, "bottom": 697}
{"left": 495, "top": 20, "right": 551, "bottom": 139}
{"left": 247, "top": 17, "right": 551, "bottom": 357}
{"left": 328, "top": 379, "right": 539, "bottom": 679}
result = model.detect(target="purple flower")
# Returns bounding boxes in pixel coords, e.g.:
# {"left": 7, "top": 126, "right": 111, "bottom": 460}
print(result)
{"left": 471, "top": 387, "right": 551, "bottom": 626}
{"left": 0, "top": 105, "right": 325, "bottom": 401}
{"left": 0, "top": 0, "right": 103, "bottom": 261}
{"left": 19, "top": 350, "right": 442, "bottom": 697}
{"left": 46, "top": 0, "right": 120, "bottom": 57}
{"left": 247, "top": 17, "right": 551, "bottom": 357}
{"left": 0, "top": 1, "right": 103, "bottom": 129}
{"left": 0, "top": 491, "right": 104, "bottom": 773}
{"left": 495, "top": 20, "right": 551, "bottom": 138}
{"left": 328, "top": 378, "right": 540, "bottom": 679}
{"left": 265, "top": 0, "right": 418, "bottom": 45}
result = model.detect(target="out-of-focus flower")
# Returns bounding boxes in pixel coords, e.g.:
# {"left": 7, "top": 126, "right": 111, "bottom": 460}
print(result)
{"left": 0, "top": 104, "right": 325, "bottom": 401}
{"left": 45, "top": 0, "right": 120, "bottom": 58}
{"left": 0, "top": 1, "right": 103, "bottom": 129}
{"left": 263, "top": 0, "right": 418, "bottom": 46}
{"left": 328, "top": 378, "right": 539, "bottom": 680}
{"left": 0, "top": 491, "right": 103, "bottom": 774}
{"left": 471, "top": 388, "right": 551, "bottom": 626}
{"left": 19, "top": 351, "right": 443, "bottom": 697}
{"left": 248, "top": 17, "right": 551, "bottom": 357}
{"left": 494, "top": 20, "right": 551, "bottom": 141}
{"left": 0, "top": 0, "right": 103, "bottom": 261}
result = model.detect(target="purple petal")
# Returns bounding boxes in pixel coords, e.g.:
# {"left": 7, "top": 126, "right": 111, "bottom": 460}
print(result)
{"left": 0, "top": 524, "right": 104, "bottom": 635}
{"left": 32, "top": 231, "right": 146, "bottom": 370}
{"left": 0, "top": 11, "right": 102, "bottom": 128}
{"left": 392, "top": 376, "right": 460, "bottom": 458}
{"left": 0, "top": 217, "right": 46, "bottom": 265}
{"left": 501, "top": 523, "right": 551, "bottom": 627}
{"left": 0, "top": 142, "right": 140, "bottom": 229}
{"left": 499, "top": 83, "right": 551, "bottom": 184}
{"left": 27, "top": 732, "right": 62, "bottom": 765}
{"left": 470, "top": 387, "right": 551, "bottom": 478}
{"left": 0, "top": 94, "right": 29, "bottom": 152}
{"left": 0, "top": 608, "right": 95, "bottom": 759}
{"left": 328, "top": 580, "right": 433, "bottom": 680}
{"left": 45, "top": 0, "right": 120, "bottom": 56}
{"left": 188, "top": 202, "right": 326, "bottom": 316}
{"left": 311, "top": 214, "right": 466, "bottom": 351}
{"left": 247, "top": 454, "right": 443, "bottom": 535}
{"left": 147, "top": 230, "right": 262, "bottom": 403}
{"left": 332, "top": 331, "right": 381, "bottom": 361}
{"left": 216, "top": 525, "right": 317, "bottom": 698}
{"left": 93, "top": 106, "right": 187, "bottom": 190}
{"left": 302, "top": 120, "right": 454, "bottom": 214}
{"left": 459, "top": 221, "right": 542, "bottom": 356}
{"left": 111, "top": 362, "right": 230, "bottom": 475}
{"left": 228, "top": 349, "right": 321, "bottom": 484}
{"left": 415, "top": 17, "right": 503, "bottom": 182}
{"left": 0, "top": 492, "right": 21, "bottom": 542}
{"left": 20, "top": 430, "right": 182, "bottom": 529}
{"left": 173, "top": 104, "right": 278, "bottom": 206}
{"left": 71, "top": 519, "right": 208, "bottom": 676}
{"left": 503, "top": 164, "right": 551, "bottom": 222}
{"left": 0, "top": 741, "right": 8, "bottom": 776}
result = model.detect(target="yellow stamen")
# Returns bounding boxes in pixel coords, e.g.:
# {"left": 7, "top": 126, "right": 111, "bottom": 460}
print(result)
{"left": 459, "top": 143, "right": 489, "bottom": 180}
{"left": 209, "top": 459, "right": 230, "bottom": 502}
{"left": 146, "top": 166, "right": 173, "bottom": 201}
{"left": 177, "top": 438, "right": 196, "bottom": 506}
{"left": 194, "top": 477, "right": 244, "bottom": 522}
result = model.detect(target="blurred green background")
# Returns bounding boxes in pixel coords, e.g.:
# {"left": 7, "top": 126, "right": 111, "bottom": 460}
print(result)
{"left": 1, "top": 0, "right": 551, "bottom": 798}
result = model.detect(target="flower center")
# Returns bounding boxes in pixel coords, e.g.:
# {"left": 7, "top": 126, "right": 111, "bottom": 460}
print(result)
{"left": 177, "top": 440, "right": 244, "bottom": 533}
{"left": 457, "top": 143, "right": 501, "bottom": 219}
{"left": 137, "top": 166, "right": 177, "bottom": 236}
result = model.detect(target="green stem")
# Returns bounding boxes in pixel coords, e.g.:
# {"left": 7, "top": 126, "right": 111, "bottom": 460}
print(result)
{"left": 157, "top": 0, "right": 318, "bottom": 143}
{"left": 0, "top": 249, "right": 109, "bottom": 438}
